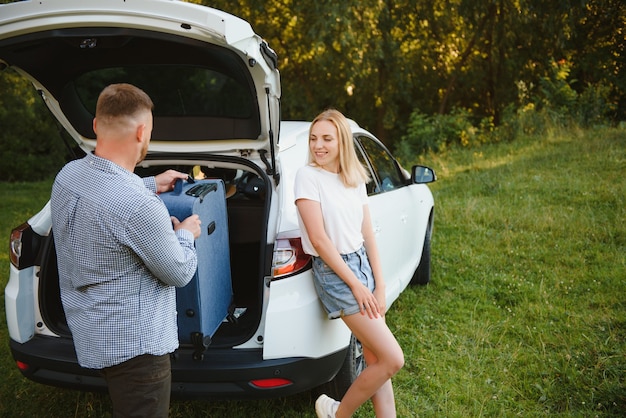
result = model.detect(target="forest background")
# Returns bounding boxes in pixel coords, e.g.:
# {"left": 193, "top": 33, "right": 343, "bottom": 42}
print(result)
{"left": 0, "top": 0, "right": 624, "bottom": 181}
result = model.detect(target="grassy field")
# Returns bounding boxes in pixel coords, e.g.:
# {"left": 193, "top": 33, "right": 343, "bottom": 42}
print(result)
{"left": 0, "top": 126, "right": 624, "bottom": 417}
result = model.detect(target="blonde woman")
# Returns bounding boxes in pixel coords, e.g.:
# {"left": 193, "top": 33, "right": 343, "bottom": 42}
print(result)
{"left": 294, "top": 109, "right": 404, "bottom": 418}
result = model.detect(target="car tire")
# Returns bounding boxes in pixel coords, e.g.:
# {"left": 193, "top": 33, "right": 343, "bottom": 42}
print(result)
{"left": 315, "top": 334, "right": 365, "bottom": 399}
{"left": 410, "top": 217, "right": 432, "bottom": 285}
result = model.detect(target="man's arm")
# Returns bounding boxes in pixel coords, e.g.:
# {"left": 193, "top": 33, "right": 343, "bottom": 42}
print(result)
{"left": 126, "top": 198, "right": 198, "bottom": 287}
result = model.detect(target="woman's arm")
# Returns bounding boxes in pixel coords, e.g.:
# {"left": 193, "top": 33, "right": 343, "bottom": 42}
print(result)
{"left": 296, "top": 198, "right": 381, "bottom": 318}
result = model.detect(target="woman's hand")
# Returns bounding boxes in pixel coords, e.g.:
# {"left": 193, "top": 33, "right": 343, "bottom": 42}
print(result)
{"left": 350, "top": 281, "right": 381, "bottom": 319}
{"left": 373, "top": 285, "right": 387, "bottom": 315}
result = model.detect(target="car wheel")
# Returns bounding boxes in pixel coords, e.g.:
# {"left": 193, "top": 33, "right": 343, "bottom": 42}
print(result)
{"left": 316, "top": 334, "right": 365, "bottom": 399}
{"left": 410, "top": 217, "right": 432, "bottom": 285}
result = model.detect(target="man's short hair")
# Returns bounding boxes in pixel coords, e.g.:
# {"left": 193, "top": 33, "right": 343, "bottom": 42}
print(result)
{"left": 96, "top": 83, "right": 154, "bottom": 120}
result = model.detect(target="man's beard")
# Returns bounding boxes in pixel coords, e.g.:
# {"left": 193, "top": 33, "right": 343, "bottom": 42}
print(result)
{"left": 137, "top": 141, "right": 149, "bottom": 164}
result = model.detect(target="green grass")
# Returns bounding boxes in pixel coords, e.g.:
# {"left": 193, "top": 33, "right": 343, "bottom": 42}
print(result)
{"left": 1, "top": 127, "right": 625, "bottom": 417}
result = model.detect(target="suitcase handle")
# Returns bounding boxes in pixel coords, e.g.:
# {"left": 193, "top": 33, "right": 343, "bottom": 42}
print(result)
{"left": 171, "top": 179, "right": 218, "bottom": 203}
{"left": 172, "top": 178, "right": 185, "bottom": 195}
{"left": 187, "top": 183, "right": 218, "bottom": 202}
{"left": 172, "top": 176, "right": 197, "bottom": 195}
{"left": 172, "top": 176, "right": 196, "bottom": 195}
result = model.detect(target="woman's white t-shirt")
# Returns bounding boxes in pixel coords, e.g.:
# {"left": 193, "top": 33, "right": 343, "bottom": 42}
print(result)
{"left": 294, "top": 164, "right": 368, "bottom": 256}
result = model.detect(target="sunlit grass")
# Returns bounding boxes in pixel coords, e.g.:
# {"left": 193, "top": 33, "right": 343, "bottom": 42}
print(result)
{"left": 1, "top": 127, "right": 624, "bottom": 416}
{"left": 401, "top": 126, "right": 626, "bottom": 417}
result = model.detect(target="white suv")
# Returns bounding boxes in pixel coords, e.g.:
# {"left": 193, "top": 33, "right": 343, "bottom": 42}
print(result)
{"left": 2, "top": 0, "right": 436, "bottom": 399}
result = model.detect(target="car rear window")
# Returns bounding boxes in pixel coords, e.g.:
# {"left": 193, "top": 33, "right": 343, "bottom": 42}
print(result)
{"left": 75, "top": 65, "right": 254, "bottom": 119}
{"left": 0, "top": 27, "right": 262, "bottom": 141}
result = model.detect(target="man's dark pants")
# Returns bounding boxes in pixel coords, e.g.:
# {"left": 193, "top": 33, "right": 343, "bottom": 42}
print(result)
{"left": 101, "top": 353, "right": 171, "bottom": 418}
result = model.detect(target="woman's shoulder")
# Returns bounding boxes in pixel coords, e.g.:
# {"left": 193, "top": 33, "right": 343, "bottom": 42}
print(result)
{"left": 296, "top": 164, "right": 321, "bottom": 179}
{"left": 297, "top": 163, "right": 317, "bottom": 173}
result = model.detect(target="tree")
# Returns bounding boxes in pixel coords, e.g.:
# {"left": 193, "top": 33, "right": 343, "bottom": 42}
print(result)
{"left": 0, "top": 69, "right": 65, "bottom": 181}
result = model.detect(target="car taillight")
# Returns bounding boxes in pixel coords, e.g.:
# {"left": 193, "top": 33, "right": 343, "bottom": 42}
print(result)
{"left": 16, "top": 360, "right": 29, "bottom": 371}
{"left": 272, "top": 236, "right": 311, "bottom": 279}
{"left": 249, "top": 377, "right": 293, "bottom": 389}
{"left": 9, "top": 224, "right": 29, "bottom": 268}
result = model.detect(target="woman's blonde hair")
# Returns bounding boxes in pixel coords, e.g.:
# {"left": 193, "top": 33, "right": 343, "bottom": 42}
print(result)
{"left": 308, "top": 109, "right": 370, "bottom": 188}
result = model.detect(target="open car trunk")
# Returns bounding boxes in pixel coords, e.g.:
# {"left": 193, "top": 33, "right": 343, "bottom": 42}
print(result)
{"left": 38, "top": 161, "right": 271, "bottom": 349}
{"left": 0, "top": 1, "right": 281, "bottom": 352}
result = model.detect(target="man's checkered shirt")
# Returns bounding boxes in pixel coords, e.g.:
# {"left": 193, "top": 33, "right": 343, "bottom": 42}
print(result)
{"left": 51, "top": 153, "right": 197, "bottom": 369}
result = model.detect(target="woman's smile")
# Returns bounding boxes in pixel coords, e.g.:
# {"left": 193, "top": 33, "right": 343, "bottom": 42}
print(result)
{"left": 309, "top": 120, "right": 339, "bottom": 173}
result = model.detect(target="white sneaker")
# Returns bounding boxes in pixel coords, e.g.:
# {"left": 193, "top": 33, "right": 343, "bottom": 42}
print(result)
{"left": 315, "top": 394, "right": 339, "bottom": 418}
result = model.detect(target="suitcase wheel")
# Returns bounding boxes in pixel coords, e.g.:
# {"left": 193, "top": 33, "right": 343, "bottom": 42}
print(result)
{"left": 191, "top": 332, "right": 212, "bottom": 361}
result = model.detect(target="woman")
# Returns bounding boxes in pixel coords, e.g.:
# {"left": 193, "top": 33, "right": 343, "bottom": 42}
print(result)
{"left": 294, "top": 109, "right": 404, "bottom": 418}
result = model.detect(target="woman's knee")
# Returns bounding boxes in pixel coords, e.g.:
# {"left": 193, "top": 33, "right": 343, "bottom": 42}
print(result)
{"left": 395, "top": 350, "right": 405, "bottom": 373}
{"left": 346, "top": 315, "right": 404, "bottom": 374}
{"left": 374, "top": 344, "right": 404, "bottom": 378}
{"left": 387, "top": 346, "right": 404, "bottom": 376}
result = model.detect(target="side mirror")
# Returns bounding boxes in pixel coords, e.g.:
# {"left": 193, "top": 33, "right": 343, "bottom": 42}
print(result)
{"left": 411, "top": 165, "right": 437, "bottom": 184}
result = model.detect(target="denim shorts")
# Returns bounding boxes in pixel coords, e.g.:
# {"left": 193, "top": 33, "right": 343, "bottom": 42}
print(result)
{"left": 311, "top": 246, "right": 375, "bottom": 319}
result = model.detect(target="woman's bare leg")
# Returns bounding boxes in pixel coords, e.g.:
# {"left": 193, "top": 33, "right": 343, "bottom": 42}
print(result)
{"left": 371, "top": 378, "right": 396, "bottom": 417}
{"left": 335, "top": 314, "right": 404, "bottom": 418}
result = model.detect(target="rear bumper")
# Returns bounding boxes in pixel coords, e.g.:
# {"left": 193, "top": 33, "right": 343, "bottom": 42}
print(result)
{"left": 9, "top": 335, "right": 347, "bottom": 399}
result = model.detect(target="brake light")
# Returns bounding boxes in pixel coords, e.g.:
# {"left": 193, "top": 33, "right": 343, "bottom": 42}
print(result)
{"left": 9, "top": 224, "right": 29, "bottom": 268}
{"left": 16, "top": 360, "right": 29, "bottom": 371}
{"left": 249, "top": 377, "right": 293, "bottom": 389}
{"left": 272, "top": 237, "right": 311, "bottom": 279}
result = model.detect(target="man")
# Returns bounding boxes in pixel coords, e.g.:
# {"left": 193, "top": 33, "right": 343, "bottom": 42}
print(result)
{"left": 51, "top": 83, "right": 201, "bottom": 417}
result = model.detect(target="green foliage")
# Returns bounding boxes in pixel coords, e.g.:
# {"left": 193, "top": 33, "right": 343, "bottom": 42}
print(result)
{"left": 537, "top": 60, "right": 579, "bottom": 122}
{"left": 500, "top": 59, "right": 616, "bottom": 139}
{"left": 532, "top": 59, "right": 614, "bottom": 128}
{"left": 575, "top": 82, "right": 615, "bottom": 127}
{"left": 396, "top": 108, "right": 495, "bottom": 161}
{"left": 397, "top": 110, "right": 466, "bottom": 155}
{"left": 0, "top": 69, "right": 65, "bottom": 181}
{"left": 397, "top": 57, "right": 617, "bottom": 157}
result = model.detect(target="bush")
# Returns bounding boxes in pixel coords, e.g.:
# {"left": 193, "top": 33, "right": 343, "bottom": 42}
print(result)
{"left": 395, "top": 108, "right": 496, "bottom": 163}
{"left": 0, "top": 69, "right": 65, "bottom": 182}
{"left": 397, "top": 58, "right": 616, "bottom": 162}
{"left": 537, "top": 59, "right": 578, "bottom": 123}
{"left": 575, "top": 82, "right": 615, "bottom": 127}
{"left": 525, "top": 59, "right": 614, "bottom": 130}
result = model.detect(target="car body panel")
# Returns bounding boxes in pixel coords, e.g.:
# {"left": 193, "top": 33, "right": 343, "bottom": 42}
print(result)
{"left": 370, "top": 184, "right": 434, "bottom": 303}
{"left": 264, "top": 271, "right": 351, "bottom": 360}
{"left": 5, "top": 202, "right": 53, "bottom": 343}
{"left": 5, "top": 264, "right": 36, "bottom": 344}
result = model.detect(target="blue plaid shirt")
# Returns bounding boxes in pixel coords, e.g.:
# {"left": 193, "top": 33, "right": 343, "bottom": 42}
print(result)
{"left": 51, "top": 153, "right": 197, "bottom": 369}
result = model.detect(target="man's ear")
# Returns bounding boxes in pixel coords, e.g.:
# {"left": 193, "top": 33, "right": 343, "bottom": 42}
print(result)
{"left": 136, "top": 123, "right": 146, "bottom": 143}
{"left": 92, "top": 118, "right": 98, "bottom": 136}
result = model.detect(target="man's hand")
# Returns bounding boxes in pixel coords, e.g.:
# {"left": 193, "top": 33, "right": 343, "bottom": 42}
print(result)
{"left": 171, "top": 215, "right": 202, "bottom": 239}
{"left": 155, "top": 170, "right": 189, "bottom": 194}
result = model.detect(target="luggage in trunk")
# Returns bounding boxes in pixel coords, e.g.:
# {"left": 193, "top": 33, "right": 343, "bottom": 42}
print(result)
{"left": 160, "top": 178, "right": 233, "bottom": 360}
